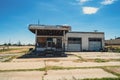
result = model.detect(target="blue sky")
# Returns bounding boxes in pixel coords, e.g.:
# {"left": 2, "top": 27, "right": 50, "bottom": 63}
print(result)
{"left": 0, "top": 0, "right": 120, "bottom": 44}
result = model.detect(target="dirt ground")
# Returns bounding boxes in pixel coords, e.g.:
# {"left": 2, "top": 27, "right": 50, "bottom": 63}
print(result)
{"left": 0, "top": 52, "right": 120, "bottom": 80}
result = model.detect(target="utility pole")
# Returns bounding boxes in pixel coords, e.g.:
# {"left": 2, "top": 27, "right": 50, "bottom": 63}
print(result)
{"left": 38, "top": 19, "right": 40, "bottom": 25}
{"left": 94, "top": 30, "right": 98, "bottom": 32}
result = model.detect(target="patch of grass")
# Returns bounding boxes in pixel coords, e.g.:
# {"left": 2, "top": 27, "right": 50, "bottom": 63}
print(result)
{"left": 110, "top": 59, "right": 120, "bottom": 62}
{"left": 113, "top": 48, "right": 120, "bottom": 53}
{"left": 0, "top": 68, "right": 45, "bottom": 72}
{"left": 0, "top": 53, "right": 26, "bottom": 62}
{"left": 0, "top": 65, "right": 120, "bottom": 73}
{"left": 45, "top": 66, "right": 119, "bottom": 71}
{"left": 46, "top": 66, "right": 66, "bottom": 70}
{"left": 3, "top": 55, "right": 17, "bottom": 62}
{"left": 74, "top": 55, "right": 86, "bottom": 62}
{"left": 0, "top": 55, "right": 16, "bottom": 62}
{"left": 0, "top": 48, "right": 21, "bottom": 52}
{"left": 0, "top": 48, "right": 29, "bottom": 54}
{"left": 94, "top": 58, "right": 109, "bottom": 63}
{"left": 45, "top": 59, "right": 60, "bottom": 62}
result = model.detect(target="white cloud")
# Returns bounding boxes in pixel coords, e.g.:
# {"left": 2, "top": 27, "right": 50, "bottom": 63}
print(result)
{"left": 101, "top": 0, "right": 117, "bottom": 5}
{"left": 76, "top": 0, "right": 90, "bottom": 4}
{"left": 80, "top": 0, "right": 89, "bottom": 3}
{"left": 82, "top": 7, "right": 99, "bottom": 14}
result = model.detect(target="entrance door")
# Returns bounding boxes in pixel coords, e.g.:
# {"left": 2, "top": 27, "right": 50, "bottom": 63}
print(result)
{"left": 47, "top": 41, "right": 53, "bottom": 49}
{"left": 46, "top": 38, "right": 53, "bottom": 49}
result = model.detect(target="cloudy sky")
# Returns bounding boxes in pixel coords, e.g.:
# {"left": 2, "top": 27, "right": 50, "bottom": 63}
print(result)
{"left": 0, "top": 0, "right": 120, "bottom": 44}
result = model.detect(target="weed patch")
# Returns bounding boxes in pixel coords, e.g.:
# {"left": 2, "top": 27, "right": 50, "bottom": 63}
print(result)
{"left": 94, "top": 58, "right": 109, "bottom": 63}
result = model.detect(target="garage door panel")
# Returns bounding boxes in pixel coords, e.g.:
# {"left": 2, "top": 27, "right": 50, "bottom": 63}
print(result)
{"left": 68, "top": 44, "right": 81, "bottom": 51}
{"left": 89, "top": 41, "right": 101, "bottom": 51}
{"left": 67, "top": 37, "right": 81, "bottom": 51}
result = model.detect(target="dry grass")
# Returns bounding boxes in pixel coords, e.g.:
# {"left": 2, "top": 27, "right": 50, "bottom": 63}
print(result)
{"left": 105, "top": 45, "right": 120, "bottom": 48}
{"left": 0, "top": 46, "right": 34, "bottom": 62}
{"left": 45, "top": 59, "right": 60, "bottom": 62}
{"left": 0, "top": 46, "right": 34, "bottom": 54}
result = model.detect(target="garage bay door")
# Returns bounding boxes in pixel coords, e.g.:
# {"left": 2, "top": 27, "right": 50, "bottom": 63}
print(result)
{"left": 89, "top": 38, "right": 102, "bottom": 51}
{"left": 67, "top": 38, "right": 81, "bottom": 51}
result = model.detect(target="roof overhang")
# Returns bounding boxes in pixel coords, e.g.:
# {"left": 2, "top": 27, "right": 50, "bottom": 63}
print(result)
{"left": 28, "top": 24, "right": 71, "bottom": 36}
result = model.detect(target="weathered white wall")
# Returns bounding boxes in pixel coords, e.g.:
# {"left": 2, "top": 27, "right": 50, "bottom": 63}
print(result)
{"left": 65, "top": 32, "right": 104, "bottom": 51}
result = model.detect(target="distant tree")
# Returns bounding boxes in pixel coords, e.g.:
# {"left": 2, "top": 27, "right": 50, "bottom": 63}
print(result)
{"left": 18, "top": 41, "right": 22, "bottom": 46}
{"left": 27, "top": 43, "right": 33, "bottom": 46}
{"left": 12, "top": 44, "right": 17, "bottom": 46}
{"left": 3, "top": 43, "right": 7, "bottom": 46}
{"left": 8, "top": 43, "right": 11, "bottom": 46}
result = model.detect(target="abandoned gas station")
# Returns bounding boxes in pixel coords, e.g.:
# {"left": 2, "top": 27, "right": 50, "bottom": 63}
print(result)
{"left": 29, "top": 24, "right": 104, "bottom": 54}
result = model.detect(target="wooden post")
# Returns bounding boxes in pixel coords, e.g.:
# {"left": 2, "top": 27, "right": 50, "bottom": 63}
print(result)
{"left": 35, "top": 29, "right": 37, "bottom": 50}
{"left": 63, "top": 30, "right": 65, "bottom": 52}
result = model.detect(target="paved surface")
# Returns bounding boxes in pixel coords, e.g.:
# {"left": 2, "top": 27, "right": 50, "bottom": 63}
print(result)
{"left": 0, "top": 61, "right": 45, "bottom": 70}
{"left": 0, "top": 61, "right": 120, "bottom": 70}
{"left": 44, "top": 69, "right": 117, "bottom": 80}
{"left": 69, "top": 52, "right": 120, "bottom": 59}
{"left": 0, "top": 69, "right": 117, "bottom": 80}
{"left": 0, "top": 52, "right": 120, "bottom": 80}
{"left": 47, "top": 61, "right": 120, "bottom": 67}
{"left": 0, "top": 71, "right": 44, "bottom": 80}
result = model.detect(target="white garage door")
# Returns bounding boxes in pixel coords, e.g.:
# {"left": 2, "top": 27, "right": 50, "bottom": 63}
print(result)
{"left": 68, "top": 44, "right": 81, "bottom": 51}
{"left": 67, "top": 37, "right": 81, "bottom": 51}
{"left": 89, "top": 41, "right": 101, "bottom": 51}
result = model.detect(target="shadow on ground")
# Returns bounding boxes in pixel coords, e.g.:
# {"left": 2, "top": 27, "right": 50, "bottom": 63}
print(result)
{"left": 18, "top": 50, "right": 68, "bottom": 58}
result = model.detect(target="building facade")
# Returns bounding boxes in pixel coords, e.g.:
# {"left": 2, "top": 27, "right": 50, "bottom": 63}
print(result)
{"left": 29, "top": 24, "right": 104, "bottom": 52}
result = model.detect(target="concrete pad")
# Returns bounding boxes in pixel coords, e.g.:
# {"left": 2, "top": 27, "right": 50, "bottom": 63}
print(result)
{"left": 0, "top": 61, "right": 44, "bottom": 70}
{"left": 47, "top": 61, "right": 120, "bottom": 67}
{"left": 72, "top": 52, "right": 120, "bottom": 59}
{"left": 44, "top": 68, "right": 117, "bottom": 80}
{"left": 0, "top": 71, "right": 44, "bottom": 80}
